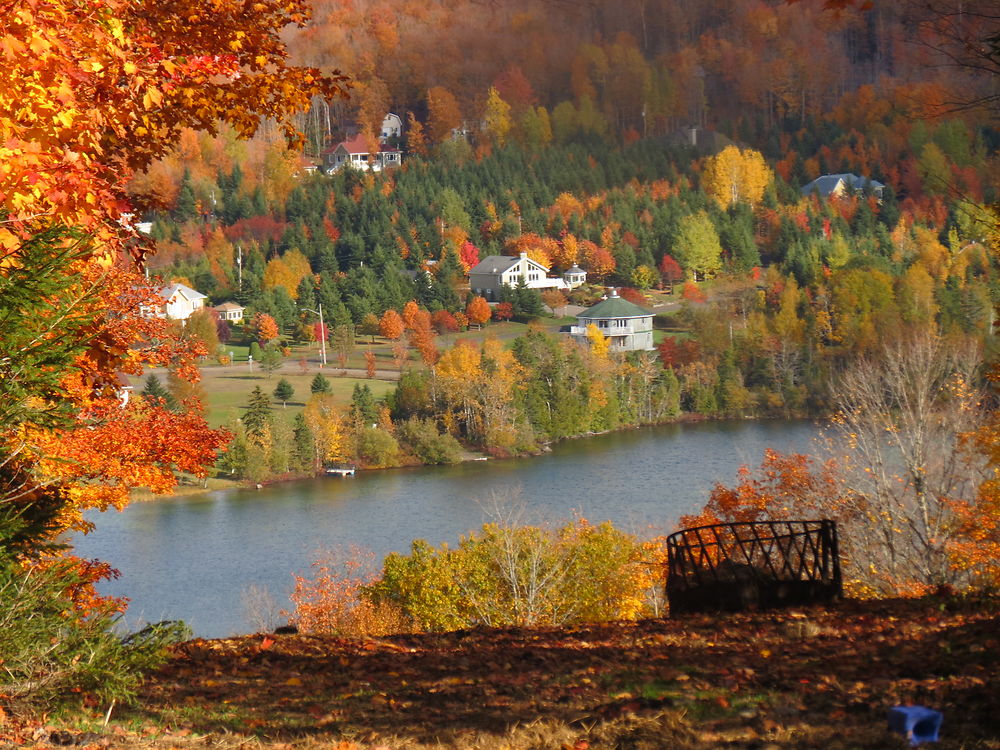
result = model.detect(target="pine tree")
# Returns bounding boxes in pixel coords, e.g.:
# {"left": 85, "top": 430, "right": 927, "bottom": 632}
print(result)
{"left": 141, "top": 374, "right": 178, "bottom": 411}
{"left": 274, "top": 378, "right": 294, "bottom": 407}
{"left": 259, "top": 343, "right": 283, "bottom": 378}
{"left": 350, "top": 383, "right": 378, "bottom": 425}
{"left": 174, "top": 168, "right": 198, "bottom": 222}
{"left": 292, "top": 412, "right": 315, "bottom": 473}
{"left": 243, "top": 386, "right": 273, "bottom": 440}
{"left": 310, "top": 373, "right": 332, "bottom": 394}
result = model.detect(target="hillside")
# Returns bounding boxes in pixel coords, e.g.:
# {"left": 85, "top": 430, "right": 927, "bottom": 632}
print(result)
{"left": 14, "top": 597, "right": 999, "bottom": 749}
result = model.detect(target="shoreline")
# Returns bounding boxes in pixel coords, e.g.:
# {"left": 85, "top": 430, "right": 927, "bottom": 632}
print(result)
{"left": 132, "top": 410, "right": 798, "bottom": 503}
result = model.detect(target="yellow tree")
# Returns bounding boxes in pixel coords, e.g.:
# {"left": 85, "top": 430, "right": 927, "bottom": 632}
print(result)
{"left": 406, "top": 111, "right": 427, "bottom": 156}
{"left": 304, "top": 394, "right": 347, "bottom": 467}
{"left": 586, "top": 323, "right": 610, "bottom": 359}
{"left": 703, "top": 145, "right": 773, "bottom": 208}
{"left": 482, "top": 87, "right": 512, "bottom": 148}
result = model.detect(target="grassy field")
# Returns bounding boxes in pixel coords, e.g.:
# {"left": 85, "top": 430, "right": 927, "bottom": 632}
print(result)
{"left": 137, "top": 306, "right": 680, "bottom": 429}
{"left": 198, "top": 369, "right": 397, "bottom": 427}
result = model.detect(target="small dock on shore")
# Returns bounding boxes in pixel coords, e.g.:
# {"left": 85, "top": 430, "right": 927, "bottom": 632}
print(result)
{"left": 325, "top": 465, "right": 356, "bottom": 477}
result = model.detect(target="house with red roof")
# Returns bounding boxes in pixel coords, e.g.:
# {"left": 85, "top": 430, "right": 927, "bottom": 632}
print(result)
{"left": 322, "top": 134, "right": 402, "bottom": 173}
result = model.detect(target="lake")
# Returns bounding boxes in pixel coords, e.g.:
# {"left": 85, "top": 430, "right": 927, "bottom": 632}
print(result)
{"left": 71, "top": 419, "right": 824, "bottom": 638}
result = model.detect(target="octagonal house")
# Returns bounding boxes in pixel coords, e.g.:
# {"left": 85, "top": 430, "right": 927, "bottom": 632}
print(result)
{"left": 569, "top": 289, "right": 654, "bottom": 352}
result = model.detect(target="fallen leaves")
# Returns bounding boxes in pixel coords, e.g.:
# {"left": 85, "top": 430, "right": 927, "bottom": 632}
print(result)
{"left": 13, "top": 597, "right": 995, "bottom": 750}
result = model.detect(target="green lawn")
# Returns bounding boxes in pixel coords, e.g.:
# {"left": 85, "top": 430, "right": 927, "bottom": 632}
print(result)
{"left": 199, "top": 370, "right": 396, "bottom": 427}
{"left": 136, "top": 316, "right": 577, "bottom": 428}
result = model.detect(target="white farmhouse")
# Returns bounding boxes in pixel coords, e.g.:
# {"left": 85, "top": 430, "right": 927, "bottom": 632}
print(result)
{"left": 150, "top": 283, "right": 207, "bottom": 323}
{"left": 468, "top": 252, "right": 587, "bottom": 301}
{"left": 568, "top": 289, "right": 655, "bottom": 352}
{"left": 800, "top": 173, "right": 884, "bottom": 199}
{"left": 322, "top": 134, "right": 402, "bottom": 173}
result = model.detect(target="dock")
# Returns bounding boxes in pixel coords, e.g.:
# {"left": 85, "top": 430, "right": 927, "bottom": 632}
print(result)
{"left": 325, "top": 466, "right": 356, "bottom": 477}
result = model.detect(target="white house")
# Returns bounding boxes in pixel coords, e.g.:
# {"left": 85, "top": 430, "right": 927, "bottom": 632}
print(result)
{"left": 801, "top": 173, "right": 884, "bottom": 199}
{"left": 568, "top": 289, "right": 654, "bottom": 352}
{"left": 321, "top": 134, "right": 402, "bottom": 173}
{"left": 214, "top": 301, "right": 245, "bottom": 322}
{"left": 380, "top": 112, "right": 403, "bottom": 141}
{"left": 150, "top": 283, "right": 207, "bottom": 323}
{"left": 468, "top": 252, "right": 587, "bottom": 301}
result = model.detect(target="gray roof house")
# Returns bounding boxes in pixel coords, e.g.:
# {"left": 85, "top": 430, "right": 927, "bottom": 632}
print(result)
{"left": 568, "top": 289, "right": 654, "bottom": 352}
{"left": 152, "top": 283, "right": 207, "bottom": 323}
{"left": 801, "top": 173, "right": 884, "bottom": 199}
{"left": 468, "top": 252, "right": 551, "bottom": 301}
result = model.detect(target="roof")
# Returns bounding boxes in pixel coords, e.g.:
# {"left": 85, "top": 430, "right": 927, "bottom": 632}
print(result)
{"left": 468, "top": 255, "right": 523, "bottom": 275}
{"left": 801, "top": 173, "right": 884, "bottom": 197}
{"left": 160, "top": 283, "right": 206, "bottom": 301}
{"left": 577, "top": 290, "right": 651, "bottom": 319}
{"left": 330, "top": 134, "right": 401, "bottom": 156}
{"left": 214, "top": 302, "right": 245, "bottom": 312}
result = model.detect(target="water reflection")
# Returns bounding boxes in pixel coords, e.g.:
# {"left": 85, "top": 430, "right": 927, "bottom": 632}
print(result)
{"left": 73, "top": 419, "right": 822, "bottom": 637}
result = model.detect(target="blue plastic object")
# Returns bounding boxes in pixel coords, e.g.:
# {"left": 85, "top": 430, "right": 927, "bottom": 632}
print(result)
{"left": 888, "top": 705, "right": 943, "bottom": 746}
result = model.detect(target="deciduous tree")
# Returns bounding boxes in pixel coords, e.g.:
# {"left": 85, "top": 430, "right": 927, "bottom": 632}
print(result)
{"left": 466, "top": 296, "right": 492, "bottom": 327}
{"left": 379, "top": 309, "right": 405, "bottom": 341}
{"left": 251, "top": 312, "right": 280, "bottom": 344}
{"left": 702, "top": 146, "right": 773, "bottom": 208}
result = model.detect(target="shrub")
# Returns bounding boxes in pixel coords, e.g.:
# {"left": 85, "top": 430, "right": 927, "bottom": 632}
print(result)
{"left": 0, "top": 559, "right": 188, "bottom": 707}
{"left": 287, "top": 546, "right": 409, "bottom": 637}
{"left": 399, "top": 418, "right": 463, "bottom": 465}
{"left": 368, "top": 518, "right": 651, "bottom": 631}
{"left": 356, "top": 427, "right": 401, "bottom": 468}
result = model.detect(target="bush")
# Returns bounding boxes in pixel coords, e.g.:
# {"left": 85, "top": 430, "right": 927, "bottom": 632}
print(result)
{"left": 368, "top": 518, "right": 653, "bottom": 631}
{"left": 399, "top": 418, "right": 463, "bottom": 465}
{"left": 0, "top": 559, "right": 188, "bottom": 707}
{"left": 356, "top": 427, "right": 401, "bottom": 468}
{"left": 287, "top": 546, "right": 409, "bottom": 637}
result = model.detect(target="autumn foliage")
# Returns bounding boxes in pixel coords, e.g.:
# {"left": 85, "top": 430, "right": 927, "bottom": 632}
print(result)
{"left": 0, "top": 0, "right": 348, "bottom": 659}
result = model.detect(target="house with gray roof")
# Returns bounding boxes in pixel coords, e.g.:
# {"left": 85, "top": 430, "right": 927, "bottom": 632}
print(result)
{"left": 149, "top": 283, "right": 207, "bottom": 323}
{"left": 468, "top": 252, "right": 583, "bottom": 301}
{"left": 568, "top": 289, "right": 654, "bottom": 352}
{"left": 801, "top": 173, "right": 884, "bottom": 199}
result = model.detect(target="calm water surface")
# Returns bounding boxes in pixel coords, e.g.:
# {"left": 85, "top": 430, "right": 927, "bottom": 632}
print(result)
{"left": 72, "top": 419, "right": 823, "bottom": 637}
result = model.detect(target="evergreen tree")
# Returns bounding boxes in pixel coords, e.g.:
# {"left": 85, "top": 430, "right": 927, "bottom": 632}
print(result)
{"left": 243, "top": 386, "right": 273, "bottom": 440}
{"left": 292, "top": 412, "right": 315, "bottom": 473}
{"left": 274, "top": 378, "right": 294, "bottom": 407}
{"left": 350, "top": 383, "right": 379, "bottom": 425}
{"left": 310, "top": 373, "right": 332, "bottom": 394}
{"left": 217, "top": 424, "right": 249, "bottom": 478}
{"left": 512, "top": 278, "right": 545, "bottom": 319}
{"left": 174, "top": 168, "right": 198, "bottom": 222}
{"left": 141, "top": 374, "right": 177, "bottom": 411}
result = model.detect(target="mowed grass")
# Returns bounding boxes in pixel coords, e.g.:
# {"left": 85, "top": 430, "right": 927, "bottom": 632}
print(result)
{"left": 134, "top": 317, "right": 584, "bottom": 429}
{"left": 198, "top": 369, "right": 397, "bottom": 427}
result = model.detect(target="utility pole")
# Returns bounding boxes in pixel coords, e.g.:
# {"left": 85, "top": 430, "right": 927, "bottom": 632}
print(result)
{"left": 302, "top": 303, "right": 327, "bottom": 367}
{"left": 318, "top": 303, "right": 327, "bottom": 367}
{"left": 236, "top": 244, "right": 243, "bottom": 291}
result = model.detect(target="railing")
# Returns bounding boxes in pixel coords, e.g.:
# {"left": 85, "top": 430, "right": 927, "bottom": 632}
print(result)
{"left": 665, "top": 520, "right": 842, "bottom": 614}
